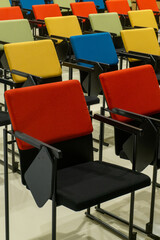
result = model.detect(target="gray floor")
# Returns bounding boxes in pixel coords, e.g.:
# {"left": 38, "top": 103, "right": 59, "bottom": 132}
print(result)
{"left": 0, "top": 66, "right": 160, "bottom": 240}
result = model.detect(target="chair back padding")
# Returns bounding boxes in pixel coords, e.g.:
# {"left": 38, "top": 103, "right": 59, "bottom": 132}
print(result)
{"left": 0, "top": 6, "right": 23, "bottom": 20}
{"left": 99, "top": 65, "right": 160, "bottom": 122}
{"left": 70, "top": 2, "right": 97, "bottom": 18}
{"left": 45, "top": 15, "right": 82, "bottom": 38}
{"left": 4, "top": 39, "right": 62, "bottom": 83}
{"left": 136, "top": 0, "right": 159, "bottom": 12}
{"left": 81, "top": 0, "right": 105, "bottom": 10}
{"left": 0, "top": 0, "right": 11, "bottom": 7}
{"left": 54, "top": 0, "right": 75, "bottom": 12}
{"left": 20, "top": 0, "right": 53, "bottom": 10}
{"left": 89, "top": 12, "right": 122, "bottom": 36}
{"left": 128, "top": 10, "right": 158, "bottom": 30}
{"left": 121, "top": 28, "right": 160, "bottom": 61}
{"left": 0, "top": 19, "right": 33, "bottom": 51}
{"left": 32, "top": 4, "right": 62, "bottom": 20}
{"left": 106, "top": 0, "right": 132, "bottom": 8}
{"left": 5, "top": 80, "right": 93, "bottom": 150}
{"left": 105, "top": 0, "right": 130, "bottom": 15}
{"left": 70, "top": 33, "right": 118, "bottom": 65}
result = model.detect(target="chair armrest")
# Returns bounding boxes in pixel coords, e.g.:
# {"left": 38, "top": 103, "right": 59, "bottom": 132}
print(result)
{"left": 0, "top": 77, "right": 14, "bottom": 86}
{"left": 77, "top": 58, "right": 110, "bottom": 69}
{"left": 119, "top": 14, "right": 128, "bottom": 17}
{"left": 11, "top": 69, "right": 42, "bottom": 81}
{"left": 50, "top": 35, "right": 69, "bottom": 41}
{"left": 34, "top": 35, "right": 58, "bottom": 43}
{"left": 15, "top": 131, "right": 62, "bottom": 159}
{"left": 93, "top": 113, "right": 143, "bottom": 136}
{"left": 29, "top": 19, "right": 45, "bottom": 25}
{"left": 59, "top": 6, "right": 70, "bottom": 11}
{"left": 77, "top": 16, "right": 89, "bottom": 20}
{"left": 0, "top": 40, "right": 10, "bottom": 45}
{"left": 62, "top": 61, "right": 94, "bottom": 72}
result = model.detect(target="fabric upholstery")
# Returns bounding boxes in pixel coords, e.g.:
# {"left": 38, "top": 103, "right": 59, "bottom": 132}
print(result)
{"left": 54, "top": 0, "right": 75, "bottom": 12}
{"left": 121, "top": 28, "right": 160, "bottom": 62}
{"left": 32, "top": 4, "right": 62, "bottom": 20}
{"left": 136, "top": 0, "right": 159, "bottom": 12}
{"left": 0, "top": 19, "right": 33, "bottom": 51}
{"left": 19, "top": 0, "right": 53, "bottom": 10}
{"left": 0, "top": 6, "right": 23, "bottom": 20}
{"left": 4, "top": 39, "right": 62, "bottom": 83}
{"left": 82, "top": 0, "right": 105, "bottom": 10}
{"left": 0, "top": 0, "right": 11, "bottom": 7}
{"left": 128, "top": 10, "right": 158, "bottom": 30}
{"left": 105, "top": 0, "right": 130, "bottom": 15}
{"left": 5, "top": 80, "right": 93, "bottom": 150}
{"left": 89, "top": 12, "right": 122, "bottom": 36}
{"left": 70, "top": 33, "right": 118, "bottom": 65}
{"left": 70, "top": 2, "right": 97, "bottom": 18}
{"left": 99, "top": 65, "right": 160, "bottom": 122}
{"left": 57, "top": 161, "right": 150, "bottom": 210}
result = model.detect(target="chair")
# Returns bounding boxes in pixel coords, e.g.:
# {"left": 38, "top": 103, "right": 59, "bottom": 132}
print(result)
{"left": 0, "top": 0, "right": 11, "bottom": 7}
{"left": 53, "top": 0, "right": 75, "bottom": 14}
{"left": 0, "top": 19, "right": 34, "bottom": 70}
{"left": 70, "top": 2, "right": 97, "bottom": 30}
{"left": 45, "top": 15, "right": 82, "bottom": 60}
{"left": 106, "top": 0, "right": 132, "bottom": 8}
{"left": 128, "top": 9, "right": 159, "bottom": 35}
{"left": 89, "top": 12, "right": 124, "bottom": 49}
{"left": 78, "top": 0, "right": 106, "bottom": 12}
{"left": 105, "top": 0, "right": 131, "bottom": 26}
{"left": 19, "top": 0, "right": 53, "bottom": 10}
{"left": 99, "top": 64, "right": 160, "bottom": 239}
{"left": 136, "top": 0, "right": 160, "bottom": 24}
{"left": 120, "top": 27, "right": 160, "bottom": 82}
{"left": 4, "top": 79, "right": 151, "bottom": 240}
{"left": 0, "top": 6, "right": 24, "bottom": 20}
{"left": 69, "top": 32, "right": 119, "bottom": 96}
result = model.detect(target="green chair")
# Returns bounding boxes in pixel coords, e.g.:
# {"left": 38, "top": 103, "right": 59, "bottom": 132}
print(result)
{"left": 0, "top": 0, "right": 11, "bottom": 7}
{"left": 54, "top": 0, "right": 75, "bottom": 13}
{"left": 89, "top": 12, "right": 124, "bottom": 49}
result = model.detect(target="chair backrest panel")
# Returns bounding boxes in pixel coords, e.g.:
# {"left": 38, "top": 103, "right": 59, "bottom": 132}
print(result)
{"left": 81, "top": 0, "right": 105, "bottom": 10}
{"left": 0, "top": 0, "right": 11, "bottom": 7}
{"left": 5, "top": 80, "right": 93, "bottom": 150}
{"left": 54, "top": 0, "right": 75, "bottom": 11}
{"left": 70, "top": 2, "right": 97, "bottom": 18}
{"left": 128, "top": 10, "right": 158, "bottom": 30}
{"left": 32, "top": 4, "right": 62, "bottom": 20}
{"left": 70, "top": 33, "right": 118, "bottom": 65}
{"left": 20, "top": 0, "right": 53, "bottom": 10}
{"left": 89, "top": 12, "right": 123, "bottom": 36}
{"left": 45, "top": 15, "right": 82, "bottom": 38}
{"left": 136, "top": 0, "right": 159, "bottom": 12}
{"left": 99, "top": 65, "right": 160, "bottom": 122}
{"left": 4, "top": 39, "right": 62, "bottom": 83}
{"left": 105, "top": 0, "right": 130, "bottom": 15}
{"left": 121, "top": 28, "right": 160, "bottom": 59}
{"left": 0, "top": 6, "right": 23, "bottom": 20}
{"left": 0, "top": 19, "right": 33, "bottom": 51}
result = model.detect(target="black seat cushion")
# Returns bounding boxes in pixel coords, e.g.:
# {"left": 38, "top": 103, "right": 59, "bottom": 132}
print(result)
{"left": 0, "top": 111, "right": 10, "bottom": 126}
{"left": 57, "top": 161, "right": 150, "bottom": 211}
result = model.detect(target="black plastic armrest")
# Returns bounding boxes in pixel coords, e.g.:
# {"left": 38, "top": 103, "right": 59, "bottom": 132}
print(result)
{"left": 0, "top": 40, "right": 10, "bottom": 44}
{"left": 0, "top": 77, "right": 14, "bottom": 86}
{"left": 128, "top": 51, "right": 160, "bottom": 60}
{"left": 77, "top": 16, "right": 89, "bottom": 20}
{"left": 62, "top": 61, "right": 94, "bottom": 72}
{"left": 93, "top": 114, "right": 143, "bottom": 136}
{"left": 15, "top": 131, "right": 62, "bottom": 159}
{"left": 29, "top": 19, "right": 45, "bottom": 25}
{"left": 59, "top": 6, "right": 70, "bottom": 10}
{"left": 119, "top": 14, "right": 128, "bottom": 17}
{"left": 77, "top": 58, "right": 110, "bottom": 69}
{"left": 117, "top": 51, "right": 155, "bottom": 63}
{"left": 34, "top": 35, "right": 58, "bottom": 43}
{"left": 50, "top": 35, "right": 69, "bottom": 41}
{"left": 22, "top": 8, "right": 32, "bottom": 12}
{"left": 11, "top": 69, "right": 42, "bottom": 81}
{"left": 153, "top": 11, "right": 160, "bottom": 14}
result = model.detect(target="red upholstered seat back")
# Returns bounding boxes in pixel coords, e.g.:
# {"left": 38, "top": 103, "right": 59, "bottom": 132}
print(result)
{"left": 136, "top": 0, "right": 159, "bottom": 12}
{"left": 70, "top": 2, "right": 97, "bottom": 18}
{"left": 99, "top": 65, "right": 160, "bottom": 122}
{"left": 0, "top": 6, "right": 24, "bottom": 20}
{"left": 5, "top": 80, "right": 93, "bottom": 150}
{"left": 105, "top": 0, "right": 130, "bottom": 15}
{"left": 32, "top": 4, "right": 62, "bottom": 20}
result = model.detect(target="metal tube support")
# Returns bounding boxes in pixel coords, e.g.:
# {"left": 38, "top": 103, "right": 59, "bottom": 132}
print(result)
{"left": 99, "top": 96, "right": 105, "bottom": 162}
{"left": 52, "top": 198, "right": 57, "bottom": 240}
{"left": 4, "top": 128, "right": 9, "bottom": 240}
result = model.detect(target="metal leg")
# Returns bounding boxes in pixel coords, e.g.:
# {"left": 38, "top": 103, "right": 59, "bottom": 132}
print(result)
{"left": 129, "top": 192, "right": 137, "bottom": 240}
{"left": 4, "top": 128, "right": 9, "bottom": 240}
{"left": 52, "top": 198, "right": 57, "bottom": 240}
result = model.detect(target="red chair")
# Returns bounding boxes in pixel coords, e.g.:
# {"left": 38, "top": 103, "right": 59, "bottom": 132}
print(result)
{"left": 0, "top": 6, "right": 23, "bottom": 20}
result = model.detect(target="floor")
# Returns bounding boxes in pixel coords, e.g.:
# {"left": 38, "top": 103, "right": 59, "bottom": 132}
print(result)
{"left": 0, "top": 66, "right": 160, "bottom": 240}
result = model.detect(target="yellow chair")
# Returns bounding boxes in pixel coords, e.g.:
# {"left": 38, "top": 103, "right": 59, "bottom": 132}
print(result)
{"left": 128, "top": 9, "right": 159, "bottom": 34}
{"left": 121, "top": 27, "right": 160, "bottom": 81}
{"left": 4, "top": 39, "right": 62, "bottom": 85}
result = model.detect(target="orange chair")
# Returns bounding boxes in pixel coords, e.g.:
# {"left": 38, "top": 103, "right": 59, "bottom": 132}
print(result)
{"left": 105, "top": 0, "right": 131, "bottom": 26}
{"left": 70, "top": 2, "right": 97, "bottom": 30}
{"left": 0, "top": 6, "right": 23, "bottom": 20}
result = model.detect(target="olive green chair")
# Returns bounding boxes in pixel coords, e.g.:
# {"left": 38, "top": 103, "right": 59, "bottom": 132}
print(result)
{"left": 54, "top": 0, "right": 75, "bottom": 13}
{"left": 0, "top": 0, "right": 11, "bottom": 7}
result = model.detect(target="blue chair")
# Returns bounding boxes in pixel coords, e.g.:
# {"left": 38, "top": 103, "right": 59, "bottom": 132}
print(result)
{"left": 69, "top": 32, "right": 119, "bottom": 96}
{"left": 77, "top": 0, "right": 105, "bottom": 12}
{"left": 19, "top": 0, "right": 53, "bottom": 11}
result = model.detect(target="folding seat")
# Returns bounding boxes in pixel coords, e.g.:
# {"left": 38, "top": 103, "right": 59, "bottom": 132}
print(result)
{"left": 89, "top": 12, "right": 124, "bottom": 49}
{"left": 68, "top": 32, "right": 120, "bottom": 96}
{"left": 136, "top": 0, "right": 160, "bottom": 24}
{"left": 45, "top": 15, "right": 82, "bottom": 60}
{"left": 105, "top": 0, "right": 131, "bottom": 26}
{"left": 70, "top": 2, "right": 97, "bottom": 30}
{"left": 4, "top": 79, "right": 151, "bottom": 240}
{"left": 98, "top": 64, "right": 160, "bottom": 239}
{"left": 120, "top": 27, "right": 160, "bottom": 82}
{"left": 0, "top": 6, "right": 24, "bottom": 20}
{"left": 128, "top": 9, "right": 159, "bottom": 36}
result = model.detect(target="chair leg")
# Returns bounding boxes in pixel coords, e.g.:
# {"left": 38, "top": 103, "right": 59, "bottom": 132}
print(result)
{"left": 52, "top": 197, "right": 57, "bottom": 240}
{"left": 4, "top": 128, "right": 9, "bottom": 240}
{"left": 129, "top": 192, "right": 137, "bottom": 240}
